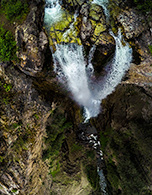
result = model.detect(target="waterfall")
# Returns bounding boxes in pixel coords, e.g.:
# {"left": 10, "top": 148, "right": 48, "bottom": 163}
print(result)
{"left": 53, "top": 44, "right": 93, "bottom": 108}
{"left": 53, "top": 32, "right": 132, "bottom": 121}
{"left": 44, "top": 0, "right": 132, "bottom": 121}
{"left": 44, "top": 0, "right": 132, "bottom": 194}
{"left": 44, "top": 0, "right": 63, "bottom": 27}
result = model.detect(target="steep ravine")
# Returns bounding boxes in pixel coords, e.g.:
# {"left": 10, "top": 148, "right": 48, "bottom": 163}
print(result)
{"left": 0, "top": 0, "right": 152, "bottom": 195}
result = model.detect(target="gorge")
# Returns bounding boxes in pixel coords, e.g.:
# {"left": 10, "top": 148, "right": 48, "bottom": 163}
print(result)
{"left": 0, "top": 0, "right": 152, "bottom": 195}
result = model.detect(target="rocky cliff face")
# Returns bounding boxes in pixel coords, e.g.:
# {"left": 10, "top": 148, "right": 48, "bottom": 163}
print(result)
{"left": 0, "top": 0, "right": 152, "bottom": 194}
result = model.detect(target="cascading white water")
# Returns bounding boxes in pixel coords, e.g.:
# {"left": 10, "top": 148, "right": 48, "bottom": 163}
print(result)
{"left": 44, "top": 0, "right": 63, "bottom": 26}
{"left": 53, "top": 44, "right": 93, "bottom": 108}
{"left": 53, "top": 31, "right": 132, "bottom": 121}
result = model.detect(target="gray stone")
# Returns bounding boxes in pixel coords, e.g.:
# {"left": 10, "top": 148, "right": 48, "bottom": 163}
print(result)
{"left": 117, "top": 9, "right": 148, "bottom": 39}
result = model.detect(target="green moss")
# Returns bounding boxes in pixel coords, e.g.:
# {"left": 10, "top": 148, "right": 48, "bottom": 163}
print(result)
{"left": 99, "top": 131, "right": 108, "bottom": 151}
{"left": 11, "top": 188, "right": 18, "bottom": 193}
{"left": 106, "top": 158, "right": 119, "bottom": 190}
{"left": 0, "top": 25, "right": 17, "bottom": 62}
{"left": 3, "top": 83, "right": 12, "bottom": 92}
{"left": 86, "top": 150, "right": 95, "bottom": 159}
{"left": 94, "top": 23, "right": 106, "bottom": 37}
{"left": 0, "top": 156, "right": 4, "bottom": 163}
{"left": 148, "top": 45, "right": 152, "bottom": 55}
{"left": 34, "top": 114, "right": 39, "bottom": 120}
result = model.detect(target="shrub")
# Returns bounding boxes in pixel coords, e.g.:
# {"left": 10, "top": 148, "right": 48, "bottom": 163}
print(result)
{"left": 1, "top": 0, "right": 28, "bottom": 21}
{"left": 0, "top": 25, "right": 16, "bottom": 62}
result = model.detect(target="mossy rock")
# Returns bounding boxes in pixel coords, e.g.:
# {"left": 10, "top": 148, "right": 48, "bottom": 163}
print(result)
{"left": 49, "top": 10, "right": 81, "bottom": 49}
{"left": 94, "top": 23, "right": 107, "bottom": 37}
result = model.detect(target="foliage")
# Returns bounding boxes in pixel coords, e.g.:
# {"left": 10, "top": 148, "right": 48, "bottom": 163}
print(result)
{"left": 71, "top": 143, "right": 82, "bottom": 153}
{"left": 3, "top": 83, "right": 12, "bottom": 92}
{"left": 148, "top": 45, "right": 152, "bottom": 55}
{"left": 0, "top": 25, "right": 16, "bottom": 62}
{"left": 133, "top": 0, "right": 152, "bottom": 12}
{"left": 11, "top": 189, "right": 18, "bottom": 193}
{"left": 86, "top": 150, "right": 95, "bottom": 159}
{"left": 99, "top": 131, "right": 108, "bottom": 151}
{"left": 85, "top": 164, "right": 100, "bottom": 189}
{"left": 0, "top": 81, "right": 12, "bottom": 92}
{"left": 1, "top": 0, "right": 28, "bottom": 21}
{"left": 42, "top": 110, "right": 72, "bottom": 160}
{"left": 51, "top": 162, "right": 60, "bottom": 178}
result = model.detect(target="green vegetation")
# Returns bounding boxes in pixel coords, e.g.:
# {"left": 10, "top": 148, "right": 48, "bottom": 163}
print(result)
{"left": 42, "top": 109, "right": 72, "bottom": 160}
{"left": 0, "top": 25, "right": 16, "bottom": 62}
{"left": 3, "top": 83, "right": 12, "bottom": 92}
{"left": 11, "top": 188, "right": 18, "bottom": 193}
{"left": 51, "top": 161, "right": 60, "bottom": 178}
{"left": 103, "top": 127, "right": 148, "bottom": 194}
{"left": 148, "top": 45, "right": 152, "bottom": 55}
{"left": 85, "top": 164, "right": 100, "bottom": 189}
{"left": 99, "top": 131, "right": 108, "bottom": 151}
{"left": 133, "top": 0, "right": 152, "bottom": 12}
{"left": 34, "top": 114, "right": 39, "bottom": 120}
{"left": 1, "top": 0, "right": 28, "bottom": 21}
{"left": 71, "top": 143, "right": 82, "bottom": 153}
{"left": 0, "top": 156, "right": 4, "bottom": 163}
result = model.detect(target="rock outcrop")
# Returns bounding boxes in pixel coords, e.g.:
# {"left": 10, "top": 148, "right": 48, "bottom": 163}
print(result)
{"left": 117, "top": 9, "right": 148, "bottom": 39}
{"left": 92, "top": 83, "right": 152, "bottom": 194}
{"left": 16, "top": 1, "right": 48, "bottom": 77}
{"left": 0, "top": 64, "right": 52, "bottom": 194}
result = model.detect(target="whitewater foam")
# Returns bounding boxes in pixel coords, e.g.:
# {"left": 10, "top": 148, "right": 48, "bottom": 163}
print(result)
{"left": 44, "top": 0, "right": 63, "bottom": 27}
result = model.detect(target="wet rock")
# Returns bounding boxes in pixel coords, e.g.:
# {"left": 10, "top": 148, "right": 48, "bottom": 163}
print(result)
{"left": 117, "top": 9, "right": 148, "bottom": 39}
{"left": 15, "top": 3, "right": 48, "bottom": 77}
{"left": 79, "top": 3, "right": 115, "bottom": 71}
{"left": 48, "top": 10, "right": 81, "bottom": 49}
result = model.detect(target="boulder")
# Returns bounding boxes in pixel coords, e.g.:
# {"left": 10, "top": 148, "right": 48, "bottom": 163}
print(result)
{"left": 79, "top": 3, "right": 115, "bottom": 71}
